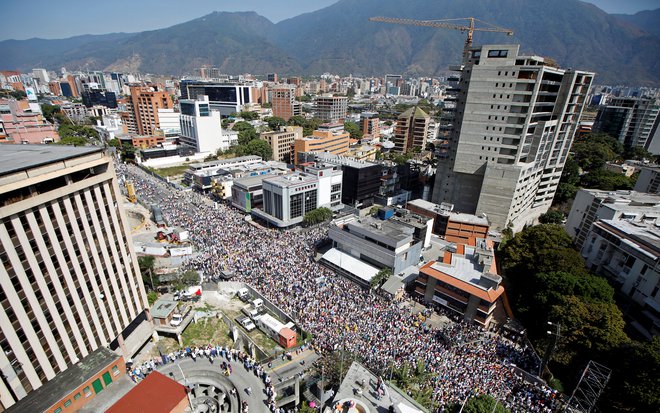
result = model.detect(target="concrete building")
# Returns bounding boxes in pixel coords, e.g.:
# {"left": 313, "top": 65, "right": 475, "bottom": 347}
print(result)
{"left": 314, "top": 95, "right": 348, "bottom": 122}
{"left": 414, "top": 239, "right": 504, "bottom": 328}
{"left": 432, "top": 44, "right": 594, "bottom": 232}
{"left": 5, "top": 348, "right": 125, "bottom": 413}
{"left": 231, "top": 173, "right": 277, "bottom": 213}
{"left": 360, "top": 111, "right": 380, "bottom": 140}
{"left": 298, "top": 152, "right": 381, "bottom": 207}
{"left": 566, "top": 189, "right": 660, "bottom": 250}
{"left": 581, "top": 219, "right": 659, "bottom": 337}
{"left": 253, "top": 165, "right": 343, "bottom": 227}
{"left": 81, "top": 89, "right": 117, "bottom": 109}
{"left": 182, "top": 156, "right": 263, "bottom": 186}
{"left": 406, "top": 199, "right": 490, "bottom": 243}
{"left": 156, "top": 108, "right": 181, "bottom": 137}
{"left": 0, "top": 146, "right": 150, "bottom": 409}
{"left": 594, "top": 96, "right": 660, "bottom": 153}
{"left": 393, "top": 107, "right": 430, "bottom": 153}
{"left": 179, "top": 80, "right": 254, "bottom": 116}
{"left": 179, "top": 95, "right": 224, "bottom": 153}
{"left": 270, "top": 85, "right": 301, "bottom": 121}
{"left": 0, "top": 100, "right": 59, "bottom": 144}
{"left": 293, "top": 126, "right": 350, "bottom": 165}
{"left": 260, "top": 126, "right": 303, "bottom": 162}
{"left": 634, "top": 165, "right": 660, "bottom": 194}
{"left": 129, "top": 85, "right": 174, "bottom": 136}
{"left": 326, "top": 213, "right": 425, "bottom": 279}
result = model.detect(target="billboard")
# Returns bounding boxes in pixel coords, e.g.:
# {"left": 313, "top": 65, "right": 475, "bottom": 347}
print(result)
{"left": 25, "top": 87, "right": 37, "bottom": 102}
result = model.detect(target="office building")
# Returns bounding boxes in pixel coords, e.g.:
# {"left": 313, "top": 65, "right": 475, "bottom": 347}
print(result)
{"left": 635, "top": 166, "right": 660, "bottom": 194}
{"left": 324, "top": 212, "right": 426, "bottom": 284}
{"left": 231, "top": 173, "right": 278, "bottom": 213}
{"left": 314, "top": 95, "right": 348, "bottom": 122}
{"left": 31, "top": 69, "right": 49, "bottom": 85}
{"left": 293, "top": 125, "right": 350, "bottom": 164}
{"left": 566, "top": 189, "right": 660, "bottom": 250}
{"left": 129, "top": 85, "right": 174, "bottom": 136}
{"left": 432, "top": 44, "right": 594, "bottom": 231}
{"left": 393, "top": 106, "right": 430, "bottom": 153}
{"left": 156, "top": 109, "right": 181, "bottom": 137}
{"left": 179, "top": 95, "right": 224, "bottom": 153}
{"left": 594, "top": 97, "right": 660, "bottom": 153}
{"left": 581, "top": 219, "right": 659, "bottom": 337}
{"left": 415, "top": 239, "right": 504, "bottom": 328}
{"left": 179, "top": 80, "right": 254, "bottom": 116}
{"left": 360, "top": 112, "right": 380, "bottom": 140}
{"left": 254, "top": 164, "right": 343, "bottom": 227}
{"left": 81, "top": 89, "right": 117, "bottom": 109}
{"left": 0, "top": 146, "right": 149, "bottom": 409}
{"left": 406, "top": 199, "right": 490, "bottom": 243}
{"left": 270, "top": 85, "right": 301, "bottom": 121}
{"left": 260, "top": 126, "right": 302, "bottom": 162}
{"left": 298, "top": 152, "right": 381, "bottom": 207}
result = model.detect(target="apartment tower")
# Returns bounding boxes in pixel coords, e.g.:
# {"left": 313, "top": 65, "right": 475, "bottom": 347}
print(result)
{"left": 129, "top": 85, "right": 173, "bottom": 136}
{"left": 0, "top": 146, "right": 149, "bottom": 409}
{"left": 432, "top": 44, "right": 594, "bottom": 231}
{"left": 393, "top": 107, "right": 430, "bottom": 153}
{"left": 270, "top": 85, "right": 301, "bottom": 121}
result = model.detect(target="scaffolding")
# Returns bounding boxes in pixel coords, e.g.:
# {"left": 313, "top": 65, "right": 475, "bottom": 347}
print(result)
{"left": 564, "top": 360, "right": 612, "bottom": 413}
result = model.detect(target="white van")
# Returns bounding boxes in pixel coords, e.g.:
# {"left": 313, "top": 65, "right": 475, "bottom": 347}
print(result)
{"left": 237, "top": 288, "right": 250, "bottom": 301}
{"left": 252, "top": 298, "right": 264, "bottom": 311}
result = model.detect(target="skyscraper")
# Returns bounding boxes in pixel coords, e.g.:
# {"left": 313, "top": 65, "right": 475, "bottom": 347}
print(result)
{"left": 432, "top": 44, "right": 593, "bottom": 231}
{"left": 270, "top": 85, "right": 301, "bottom": 121}
{"left": 314, "top": 96, "right": 348, "bottom": 122}
{"left": 129, "top": 85, "right": 174, "bottom": 136}
{"left": 0, "top": 145, "right": 149, "bottom": 409}
{"left": 594, "top": 96, "right": 660, "bottom": 153}
{"left": 393, "top": 107, "right": 430, "bottom": 153}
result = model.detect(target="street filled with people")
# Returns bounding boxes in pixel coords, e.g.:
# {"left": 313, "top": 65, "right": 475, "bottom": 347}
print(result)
{"left": 118, "top": 163, "right": 559, "bottom": 412}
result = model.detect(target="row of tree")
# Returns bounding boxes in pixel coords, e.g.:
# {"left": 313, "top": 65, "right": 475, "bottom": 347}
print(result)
{"left": 499, "top": 224, "right": 659, "bottom": 412}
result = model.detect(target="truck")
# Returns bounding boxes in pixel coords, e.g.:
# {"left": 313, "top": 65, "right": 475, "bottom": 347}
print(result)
{"left": 235, "top": 315, "right": 256, "bottom": 332}
{"left": 242, "top": 305, "right": 263, "bottom": 321}
{"left": 252, "top": 298, "right": 264, "bottom": 311}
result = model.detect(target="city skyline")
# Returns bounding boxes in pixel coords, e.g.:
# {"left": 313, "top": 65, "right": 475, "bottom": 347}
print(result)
{"left": 1, "top": 0, "right": 658, "bottom": 41}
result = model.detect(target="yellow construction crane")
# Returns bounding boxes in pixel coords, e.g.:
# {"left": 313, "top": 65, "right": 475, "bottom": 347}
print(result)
{"left": 369, "top": 16, "right": 513, "bottom": 62}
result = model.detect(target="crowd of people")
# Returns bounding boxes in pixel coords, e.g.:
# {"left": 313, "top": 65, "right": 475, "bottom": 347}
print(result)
{"left": 118, "top": 163, "right": 559, "bottom": 412}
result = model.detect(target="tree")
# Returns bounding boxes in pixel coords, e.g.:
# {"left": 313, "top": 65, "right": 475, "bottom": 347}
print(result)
{"left": 107, "top": 138, "right": 121, "bottom": 148}
{"left": 538, "top": 210, "right": 564, "bottom": 224}
{"left": 549, "top": 295, "right": 628, "bottom": 367}
{"left": 560, "top": 155, "right": 580, "bottom": 186}
{"left": 370, "top": 268, "right": 392, "bottom": 288}
{"left": 288, "top": 115, "right": 306, "bottom": 127}
{"left": 579, "top": 169, "right": 635, "bottom": 191}
{"left": 232, "top": 121, "right": 258, "bottom": 145}
{"left": 237, "top": 111, "right": 259, "bottom": 121}
{"left": 623, "top": 145, "right": 653, "bottom": 161}
{"left": 265, "top": 116, "right": 287, "bottom": 131}
{"left": 571, "top": 141, "right": 617, "bottom": 171}
{"left": 296, "top": 95, "right": 312, "bottom": 103}
{"left": 343, "top": 121, "right": 363, "bottom": 140}
{"left": 302, "top": 207, "right": 333, "bottom": 227}
{"left": 244, "top": 139, "right": 272, "bottom": 160}
{"left": 458, "top": 394, "right": 510, "bottom": 413}
{"left": 41, "top": 103, "right": 61, "bottom": 123}
{"left": 138, "top": 256, "right": 157, "bottom": 290}
{"left": 120, "top": 143, "right": 137, "bottom": 162}
{"left": 553, "top": 182, "right": 578, "bottom": 205}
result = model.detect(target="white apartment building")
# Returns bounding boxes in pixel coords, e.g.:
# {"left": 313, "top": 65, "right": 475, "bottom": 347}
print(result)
{"left": 179, "top": 95, "right": 224, "bottom": 153}
{"left": 566, "top": 189, "right": 660, "bottom": 250}
{"left": 432, "top": 44, "right": 594, "bottom": 231}
{"left": 0, "top": 146, "right": 149, "bottom": 409}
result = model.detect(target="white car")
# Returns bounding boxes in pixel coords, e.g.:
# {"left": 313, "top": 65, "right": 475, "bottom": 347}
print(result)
{"left": 236, "top": 315, "right": 256, "bottom": 332}
{"left": 170, "top": 313, "right": 183, "bottom": 326}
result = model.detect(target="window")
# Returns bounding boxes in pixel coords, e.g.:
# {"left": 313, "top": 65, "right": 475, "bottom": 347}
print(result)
{"left": 488, "top": 49, "right": 508, "bottom": 58}
{"left": 74, "top": 393, "right": 81, "bottom": 400}
{"left": 64, "top": 400, "right": 72, "bottom": 407}
{"left": 84, "top": 386, "right": 91, "bottom": 397}
{"left": 112, "top": 365, "right": 120, "bottom": 376}
{"left": 54, "top": 408, "right": 62, "bottom": 413}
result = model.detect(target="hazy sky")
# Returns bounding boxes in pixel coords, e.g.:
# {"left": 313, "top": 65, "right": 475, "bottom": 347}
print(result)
{"left": 1, "top": 0, "right": 657, "bottom": 41}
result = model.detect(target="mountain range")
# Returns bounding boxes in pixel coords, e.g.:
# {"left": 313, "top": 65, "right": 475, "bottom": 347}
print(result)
{"left": 1, "top": 0, "right": 659, "bottom": 86}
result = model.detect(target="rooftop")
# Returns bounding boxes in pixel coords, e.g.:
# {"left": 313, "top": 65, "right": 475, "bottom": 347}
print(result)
{"left": 264, "top": 172, "right": 318, "bottom": 187}
{"left": 596, "top": 219, "right": 660, "bottom": 257}
{"left": 6, "top": 348, "right": 121, "bottom": 413}
{"left": 105, "top": 371, "right": 188, "bottom": 413}
{"left": 344, "top": 215, "right": 414, "bottom": 244}
{"left": 306, "top": 152, "right": 379, "bottom": 169}
{"left": 187, "top": 155, "right": 261, "bottom": 171}
{"left": 0, "top": 144, "right": 103, "bottom": 178}
{"left": 233, "top": 173, "right": 277, "bottom": 188}
{"left": 407, "top": 199, "right": 489, "bottom": 226}
{"left": 150, "top": 298, "right": 179, "bottom": 319}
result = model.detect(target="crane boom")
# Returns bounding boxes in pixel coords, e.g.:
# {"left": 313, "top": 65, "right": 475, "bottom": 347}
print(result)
{"left": 369, "top": 16, "right": 514, "bottom": 62}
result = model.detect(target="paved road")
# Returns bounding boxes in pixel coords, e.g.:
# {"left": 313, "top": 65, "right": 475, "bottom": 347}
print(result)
{"left": 267, "top": 348, "right": 321, "bottom": 383}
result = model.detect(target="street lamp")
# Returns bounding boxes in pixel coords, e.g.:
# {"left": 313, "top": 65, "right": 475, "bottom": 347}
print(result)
{"left": 176, "top": 362, "right": 195, "bottom": 409}
{"left": 538, "top": 321, "right": 561, "bottom": 378}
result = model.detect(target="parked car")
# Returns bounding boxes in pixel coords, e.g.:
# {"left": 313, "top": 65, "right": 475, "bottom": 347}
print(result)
{"left": 170, "top": 313, "right": 184, "bottom": 327}
{"left": 236, "top": 315, "right": 256, "bottom": 331}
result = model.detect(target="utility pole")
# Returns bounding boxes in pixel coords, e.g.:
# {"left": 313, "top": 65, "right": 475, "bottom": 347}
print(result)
{"left": 539, "top": 321, "right": 561, "bottom": 378}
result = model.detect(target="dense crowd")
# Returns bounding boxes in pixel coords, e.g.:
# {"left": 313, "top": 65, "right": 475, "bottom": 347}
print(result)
{"left": 118, "top": 163, "right": 558, "bottom": 412}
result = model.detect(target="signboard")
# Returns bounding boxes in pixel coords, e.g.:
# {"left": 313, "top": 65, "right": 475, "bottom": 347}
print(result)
{"left": 25, "top": 87, "right": 37, "bottom": 101}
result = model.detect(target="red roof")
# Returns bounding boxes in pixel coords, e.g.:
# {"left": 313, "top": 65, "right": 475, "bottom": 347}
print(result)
{"left": 419, "top": 261, "right": 504, "bottom": 303}
{"left": 105, "top": 371, "right": 188, "bottom": 413}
